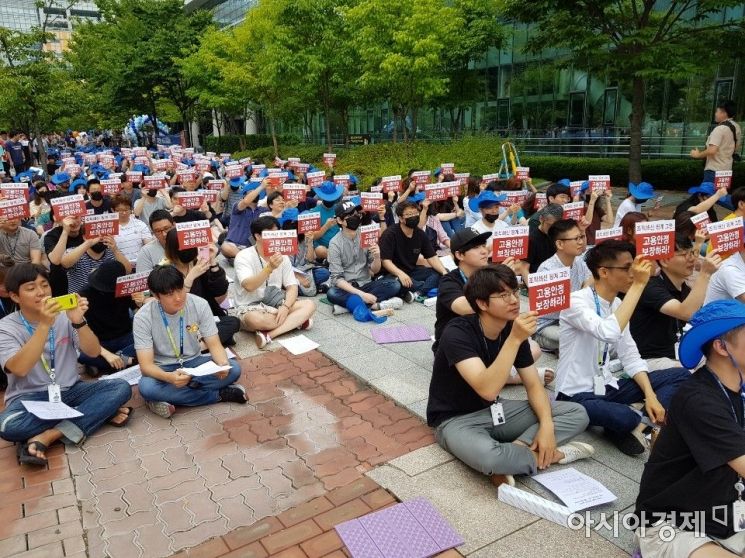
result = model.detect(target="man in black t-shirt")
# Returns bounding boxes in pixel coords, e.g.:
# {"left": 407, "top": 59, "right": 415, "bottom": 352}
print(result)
{"left": 428, "top": 266, "right": 593, "bottom": 487}
{"left": 524, "top": 204, "right": 561, "bottom": 273}
{"left": 635, "top": 300, "right": 745, "bottom": 558}
{"left": 630, "top": 234, "right": 721, "bottom": 370}
{"left": 379, "top": 201, "right": 447, "bottom": 302}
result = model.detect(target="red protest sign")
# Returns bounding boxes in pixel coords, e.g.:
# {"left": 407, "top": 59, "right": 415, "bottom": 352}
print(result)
{"left": 297, "top": 212, "right": 322, "bottom": 234}
{"left": 126, "top": 171, "right": 143, "bottom": 183}
{"left": 268, "top": 172, "right": 289, "bottom": 188}
{"left": 115, "top": 271, "right": 150, "bottom": 298}
{"left": 481, "top": 173, "right": 499, "bottom": 187}
{"left": 143, "top": 176, "right": 166, "bottom": 190}
{"left": 175, "top": 220, "right": 211, "bottom": 249}
{"left": 440, "top": 163, "right": 454, "bottom": 175}
{"left": 133, "top": 147, "right": 147, "bottom": 158}
{"left": 100, "top": 178, "right": 121, "bottom": 197}
{"left": 175, "top": 192, "right": 206, "bottom": 210}
{"left": 251, "top": 164, "right": 266, "bottom": 177}
{"left": 588, "top": 175, "right": 611, "bottom": 194}
{"left": 361, "top": 192, "right": 384, "bottom": 212}
{"left": 207, "top": 180, "right": 225, "bottom": 191}
{"left": 492, "top": 226, "right": 529, "bottom": 262}
{"left": 323, "top": 153, "right": 336, "bottom": 168}
{"left": 707, "top": 217, "right": 743, "bottom": 255}
{"left": 425, "top": 184, "right": 451, "bottom": 202}
{"left": 294, "top": 163, "right": 310, "bottom": 173}
{"left": 177, "top": 169, "right": 198, "bottom": 183}
{"left": 225, "top": 165, "right": 243, "bottom": 179}
{"left": 333, "top": 174, "right": 350, "bottom": 189}
{"left": 594, "top": 227, "right": 623, "bottom": 244}
{"left": 570, "top": 181, "right": 584, "bottom": 199}
{"left": 534, "top": 193, "right": 548, "bottom": 210}
{"left": 360, "top": 223, "right": 380, "bottom": 249}
{"left": 454, "top": 173, "right": 470, "bottom": 187}
{"left": 381, "top": 175, "right": 402, "bottom": 193}
{"left": 220, "top": 153, "right": 231, "bottom": 161}
{"left": 282, "top": 184, "right": 307, "bottom": 202}
{"left": 195, "top": 161, "right": 211, "bottom": 173}
{"left": 262, "top": 229, "right": 298, "bottom": 256}
{"left": 202, "top": 190, "right": 219, "bottom": 203}
{"left": 690, "top": 212, "right": 711, "bottom": 231}
{"left": 306, "top": 171, "right": 325, "bottom": 188}
{"left": 515, "top": 167, "right": 530, "bottom": 181}
{"left": 635, "top": 220, "right": 675, "bottom": 259}
{"left": 562, "top": 201, "right": 585, "bottom": 220}
{"left": 528, "top": 267, "right": 571, "bottom": 316}
{"left": 0, "top": 198, "right": 30, "bottom": 220}
{"left": 65, "top": 164, "right": 81, "bottom": 177}
{"left": 715, "top": 170, "right": 733, "bottom": 191}
{"left": 51, "top": 195, "right": 87, "bottom": 219}
{"left": 500, "top": 190, "right": 529, "bottom": 208}
{"left": 0, "top": 183, "right": 29, "bottom": 201}
{"left": 83, "top": 213, "right": 119, "bottom": 239}
{"left": 411, "top": 171, "right": 430, "bottom": 187}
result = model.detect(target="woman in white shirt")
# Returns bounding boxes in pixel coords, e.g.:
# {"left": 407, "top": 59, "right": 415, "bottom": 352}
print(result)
{"left": 613, "top": 181, "right": 656, "bottom": 227}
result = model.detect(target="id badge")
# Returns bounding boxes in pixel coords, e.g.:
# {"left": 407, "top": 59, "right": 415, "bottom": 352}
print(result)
{"left": 734, "top": 500, "right": 745, "bottom": 532}
{"left": 48, "top": 384, "right": 61, "bottom": 403}
{"left": 674, "top": 341, "right": 680, "bottom": 361}
{"left": 490, "top": 402, "right": 506, "bottom": 426}
{"left": 593, "top": 375, "right": 606, "bottom": 396}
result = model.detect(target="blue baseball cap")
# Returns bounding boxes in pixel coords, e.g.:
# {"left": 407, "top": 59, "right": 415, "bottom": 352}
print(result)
{"left": 51, "top": 172, "right": 71, "bottom": 185}
{"left": 468, "top": 190, "right": 507, "bottom": 212}
{"left": 679, "top": 300, "right": 745, "bottom": 368}
{"left": 688, "top": 182, "right": 716, "bottom": 196}
{"left": 229, "top": 176, "right": 245, "bottom": 188}
{"left": 557, "top": 179, "right": 571, "bottom": 187}
{"left": 580, "top": 180, "right": 590, "bottom": 193}
{"left": 629, "top": 181, "right": 655, "bottom": 201}
{"left": 278, "top": 207, "right": 299, "bottom": 225}
{"left": 408, "top": 192, "right": 425, "bottom": 204}
{"left": 313, "top": 180, "right": 344, "bottom": 202}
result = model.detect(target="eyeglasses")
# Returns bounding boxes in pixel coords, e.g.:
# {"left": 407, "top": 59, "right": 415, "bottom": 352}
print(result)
{"left": 558, "top": 234, "right": 586, "bottom": 242}
{"left": 600, "top": 265, "right": 633, "bottom": 271}
{"left": 153, "top": 226, "right": 173, "bottom": 235}
{"left": 402, "top": 214, "right": 419, "bottom": 219}
{"left": 489, "top": 289, "right": 520, "bottom": 302}
{"left": 674, "top": 249, "right": 697, "bottom": 259}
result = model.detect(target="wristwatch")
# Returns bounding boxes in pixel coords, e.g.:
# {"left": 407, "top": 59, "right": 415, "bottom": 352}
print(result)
{"left": 71, "top": 319, "right": 88, "bottom": 329}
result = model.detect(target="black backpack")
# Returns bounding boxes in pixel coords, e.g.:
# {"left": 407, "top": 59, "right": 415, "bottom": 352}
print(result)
{"left": 720, "top": 120, "right": 742, "bottom": 162}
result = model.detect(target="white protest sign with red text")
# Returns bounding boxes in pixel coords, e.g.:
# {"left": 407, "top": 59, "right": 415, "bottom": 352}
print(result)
{"left": 360, "top": 223, "right": 380, "bottom": 250}
{"left": 594, "top": 227, "right": 623, "bottom": 244}
{"left": 262, "top": 229, "right": 298, "bottom": 256}
{"left": 175, "top": 192, "right": 206, "bottom": 210}
{"left": 225, "top": 165, "right": 243, "bottom": 179}
{"left": 534, "top": 193, "right": 548, "bottom": 210}
{"left": 297, "top": 212, "right": 321, "bottom": 234}
{"left": 333, "top": 175, "right": 350, "bottom": 189}
{"left": 143, "top": 175, "right": 166, "bottom": 190}
{"left": 440, "top": 163, "right": 454, "bottom": 175}
{"left": 500, "top": 190, "right": 529, "bottom": 208}
{"left": 207, "top": 179, "right": 225, "bottom": 190}
{"left": 492, "top": 226, "right": 529, "bottom": 262}
{"left": 425, "top": 183, "right": 453, "bottom": 202}
{"left": 715, "top": 170, "right": 733, "bottom": 191}
{"left": 100, "top": 178, "right": 121, "bottom": 197}
{"left": 268, "top": 172, "right": 289, "bottom": 188}
{"left": 361, "top": 192, "right": 383, "bottom": 212}
{"left": 51, "top": 194, "right": 86, "bottom": 219}
{"left": 323, "top": 153, "right": 336, "bottom": 168}
{"left": 454, "top": 173, "right": 470, "bottom": 187}
{"left": 282, "top": 184, "right": 307, "bottom": 202}
{"left": 690, "top": 212, "right": 711, "bottom": 231}
{"left": 381, "top": 175, "right": 402, "bottom": 193}
{"left": 115, "top": 271, "right": 150, "bottom": 298}
{"left": 0, "top": 184, "right": 29, "bottom": 201}
{"left": 0, "top": 198, "right": 30, "bottom": 220}
{"left": 515, "top": 167, "right": 530, "bottom": 181}
{"left": 588, "top": 175, "right": 611, "bottom": 194}
{"left": 707, "top": 217, "right": 743, "bottom": 255}
{"left": 528, "top": 267, "right": 571, "bottom": 316}
{"left": 635, "top": 220, "right": 675, "bottom": 259}
{"left": 411, "top": 171, "right": 430, "bottom": 188}
{"left": 481, "top": 173, "right": 499, "bottom": 187}
{"left": 125, "top": 171, "right": 143, "bottom": 183}
{"left": 562, "top": 201, "right": 585, "bottom": 220}
{"left": 306, "top": 171, "right": 325, "bottom": 188}
{"left": 175, "top": 220, "right": 211, "bottom": 249}
{"left": 83, "top": 213, "right": 119, "bottom": 239}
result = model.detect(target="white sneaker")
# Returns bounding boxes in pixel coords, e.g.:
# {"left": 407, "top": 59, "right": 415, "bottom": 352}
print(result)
{"left": 557, "top": 441, "right": 595, "bottom": 464}
{"left": 332, "top": 304, "right": 349, "bottom": 315}
{"left": 147, "top": 401, "right": 175, "bottom": 419}
{"left": 255, "top": 330, "right": 272, "bottom": 349}
{"left": 379, "top": 297, "right": 403, "bottom": 311}
{"left": 402, "top": 291, "right": 416, "bottom": 304}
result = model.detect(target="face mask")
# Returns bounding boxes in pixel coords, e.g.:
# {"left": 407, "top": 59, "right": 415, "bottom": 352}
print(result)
{"left": 322, "top": 200, "right": 337, "bottom": 208}
{"left": 90, "top": 192, "right": 103, "bottom": 201}
{"left": 178, "top": 248, "right": 198, "bottom": 263}
{"left": 484, "top": 214, "right": 498, "bottom": 223}
{"left": 147, "top": 189, "right": 157, "bottom": 197}
{"left": 90, "top": 242, "right": 107, "bottom": 254}
{"left": 230, "top": 185, "right": 239, "bottom": 191}
{"left": 345, "top": 215, "right": 362, "bottom": 231}
{"left": 404, "top": 216, "right": 419, "bottom": 228}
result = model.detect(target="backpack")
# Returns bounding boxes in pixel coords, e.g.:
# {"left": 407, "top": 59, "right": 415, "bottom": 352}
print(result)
{"left": 720, "top": 120, "right": 742, "bottom": 162}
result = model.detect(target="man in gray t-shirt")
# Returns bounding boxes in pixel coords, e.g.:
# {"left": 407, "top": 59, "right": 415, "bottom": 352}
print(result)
{"left": 0, "top": 219, "right": 42, "bottom": 265}
{"left": 135, "top": 209, "right": 172, "bottom": 274}
{"left": 133, "top": 265, "right": 246, "bottom": 418}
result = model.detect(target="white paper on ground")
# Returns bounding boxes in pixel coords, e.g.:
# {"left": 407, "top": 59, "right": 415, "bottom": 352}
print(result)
{"left": 277, "top": 334, "right": 319, "bottom": 355}
{"left": 99, "top": 364, "right": 142, "bottom": 385}
{"left": 22, "top": 400, "right": 84, "bottom": 420}
{"left": 439, "top": 255, "right": 457, "bottom": 271}
{"left": 531, "top": 467, "right": 616, "bottom": 512}
{"left": 182, "top": 361, "right": 232, "bottom": 377}
{"left": 225, "top": 347, "right": 236, "bottom": 359}
{"left": 498, "top": 484, "right": 572, "bottom": 527}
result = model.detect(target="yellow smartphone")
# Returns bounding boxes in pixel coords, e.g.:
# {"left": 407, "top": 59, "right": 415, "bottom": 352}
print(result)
{"left": 52, "top": 294, "right": 78, "bottom": 311}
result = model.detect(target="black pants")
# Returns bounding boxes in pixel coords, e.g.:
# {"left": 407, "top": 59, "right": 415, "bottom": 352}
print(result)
{"left": 217, "top": 315, "right": 241, "bottom": 346}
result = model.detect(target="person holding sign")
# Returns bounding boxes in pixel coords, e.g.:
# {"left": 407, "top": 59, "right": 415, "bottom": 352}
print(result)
{"left": 133, "top": 184, "right": 171, "bottom": 227}
{"left": 133, "top": 266, "right": 245, "bottom": 419}
{"left": 556, "top": 241, "right": 690, "bottom": 456}
{"left": 534, "top": 219, "right": 594, "bottom": 353}
{"left": 0, "top": 264, "right": 132, "bottom": 467}
{"left": 60, "top": 227, "right": 132, "bottom": 294}
{"left": 674, "top": 182, "right": 727, "bottom": 226}
{"left": 84, "top": 180, "right": 112, "bottom": 215}
{"left": 635, "top": 300, "right": 745, "bottom": 558}
{"left": 428, "top": 266, "right": 594, "bottom": 487}
{"left": 221, "top": 179, "right": 268, "bottom": 260}
{"left": 469, "top": 190, "right": 509, "bottom": 236}
{"left": 326, "top": 200, "right": 403, "bottom": 315}
{"left": 524, "top": 204, "right": 562, "bottom": 273}
{"left": 308, "top": 180, "right": 345, "bottom": 260}
{"left": 690, "top": 100, "right": 741, "bottom": 183}
{"left": 233, "top": 216, "right": 316, "bottom": 349}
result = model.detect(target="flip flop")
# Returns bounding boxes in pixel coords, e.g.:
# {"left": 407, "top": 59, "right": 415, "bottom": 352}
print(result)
{"left": 17, "top": 440, "right": 48, "bottom": 466}
{"left": 108, "top": 406, "right": 134, "bottom": 428}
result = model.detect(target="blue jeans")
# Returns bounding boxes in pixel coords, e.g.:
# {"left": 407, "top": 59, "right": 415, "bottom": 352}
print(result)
{"left": 557, "top": 367, "right": 690, "bottom": 434}
{"left": 440, "top": 216, "right": 465, "bottom": 239}
{"left": 703, "top": 169, "right": 715, "bottom": 183}
{"left": 78, "top": 333, "right": 136, "bottom": 372}
{"left": 327, "top": 276, "right": 402, "bottom": 307}
{"left": 391, "top": 266, "right": 442, "bottom": 296}
{"left": 138, "top": 354, "right": 242, "bottom": 407}
{"left": 0, "top": 379, "right": 132, "bottom": 444}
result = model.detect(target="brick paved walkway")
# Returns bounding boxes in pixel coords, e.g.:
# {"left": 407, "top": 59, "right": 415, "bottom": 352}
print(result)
{"left": 0, "top": 349, "right": 434, "bottom": 557}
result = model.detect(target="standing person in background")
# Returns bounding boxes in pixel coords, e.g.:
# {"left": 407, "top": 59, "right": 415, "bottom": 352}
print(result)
{"left": 690, "top": 100, "right": 741, "bottom": 183}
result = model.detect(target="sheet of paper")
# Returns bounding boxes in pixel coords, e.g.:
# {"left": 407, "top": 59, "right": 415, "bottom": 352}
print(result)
{"left": 182, "top": 361, "right": 232, "bottom": 377}
{"left": 225, "top": 347, "right": 236, "bottom": 359}
{"left": 22, "top": 400, "right": 84, "bottom": 420}
{"left": 292, "top": 267, "right": 309, "bottom": 276}
{"left": 98, "top": 364, "right": 142, "bottom": 385}
{"left": 439, "top": 255, "right": 457, "bottom": 271}
{"left": 532, "top": 467, "right": 616, "bottom": 512}
{"left": 277, "top": 334, "right": 319, "bottom": 355}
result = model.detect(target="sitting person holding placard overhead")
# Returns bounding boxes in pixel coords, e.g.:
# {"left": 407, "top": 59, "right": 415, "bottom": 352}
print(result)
{"left": 233, "top": 215, "right": 316, "bottom": 349}
{"left": 133, "top": 265, "right": 245, "bottom": 419}
{"left": 556, "top": 240, "right": 690, "bottom": 456}
{"left": 0, "top": 264, "right": 132, "bottom": 466}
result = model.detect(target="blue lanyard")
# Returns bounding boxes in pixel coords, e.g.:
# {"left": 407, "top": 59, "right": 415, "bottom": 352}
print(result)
{"left": 158, "top": 304, "right": 184, "bottom": 365}
{"left": 18, "top": 312, "right": 56, "bottom": 382}
{"left": 709, "top": 369, "right": 745, "bottom": 427}
{"left": 591, "top": 289, "right": 610, "bottom": 368}
{"left": 459, "top": 269, "right": 468, "bottom": 284}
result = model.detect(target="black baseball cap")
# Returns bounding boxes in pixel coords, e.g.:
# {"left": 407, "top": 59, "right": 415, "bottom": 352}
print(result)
{"left": 450, "top": 228, "right": 492, "bottom": 255}
{"left": 334, "top": 200, "right": 362, "bottom": 218}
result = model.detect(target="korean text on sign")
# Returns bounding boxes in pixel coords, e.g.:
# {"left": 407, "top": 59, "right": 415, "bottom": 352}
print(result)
{"left": 1, "top": 184, "right": 29, "bottom": 201}
{"left": 707, "top": 217, "right": 743, "bottom": 255}
{"left": 492, "top": 226, "right": 529, "bottom": 262}
{"left": 562, "top": 201, "right": 585, "bottom": 220}
{"left": 515, "top": 167, "right": 530, "bottom": 181}
{"left": 715, "top": 170, "right": 733, "bottom": 191}
{"left": 381, "top": 175, "right": 402, "bottom": 193}
{"left": 635, "top": 220, "right": 675, "bottom": 259}
{"left": 115, "top": 271, "right": 150, "bottom": 298}
{"left": 51, "top": 194, "right": 86, "bottom": 219}
{"left": 100, "top": 178, "right": 121, "bottom": 196}
{"left": 175, "top": 220, "right": 211, "bottom": 249}
{"left": 360, "top": 223, "right": 380, "bottom": 249}
{"left": 588, "top": 175, "right": 611, "bottom": 194}
{"left": 282, "top": 185, "right": 306, "bottom": 202}
{"left": 528, "top": 267, "right": 571, "bottom": 316}
{"left": 297, "top": 212, "right": 321, "bottom": 234}
{"left": 306, "top": 171, "right": 325, "bottom": 188}
{"left": 175, "top": 193, "right": 206, "bottom": 210}
{"left": 83, "top": 214, "right": 119, "bottom": 239}
{"left": 262, "top": 229, "right": 298, "bottom": 256}
{"left": 411, "top": 171, "right": 430, "bottom": 187}
{"left": 690, "top": 212, "right": 710, "bottom": 231}
{"left": 323, "top": 153, "right": 336, "bottom": 167}
{"left": 361, "top": 192, "right": 383, "bottom": 212}
{"left": 594, "top": 227, "right": 623, "bottom": 244}
{"left": 0, "top": 198, "right": 30, "bottom": 220}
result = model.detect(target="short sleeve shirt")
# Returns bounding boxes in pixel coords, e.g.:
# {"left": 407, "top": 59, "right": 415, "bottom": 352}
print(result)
{"left": 536, "top": 253, "right": 591, "bottom": 329}
{"left": 433, "top": 269, "right": 466, "bottom": 351}
{"left": 706, "top": 120, "right": 741, "bottom": 172}
{"left": 705, "top": 253, "right": 745, "bottom": 304}
{"left": 379, "top": 223, "right": 435, "bottom": 274}
{"left": 0, "top": 227, "right": 41, "bottom": 264}
{"left": 114, "top": 218, "right": 152, "bottom": 263}
{"left": 233, "top": 245, "right": 298, "bottom": 307}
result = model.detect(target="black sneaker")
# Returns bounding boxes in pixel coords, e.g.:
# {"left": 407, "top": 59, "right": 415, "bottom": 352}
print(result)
{"left": 606, "top": 430, "right": 646, "bottom": 456}
{"left": 219, "top": 384, "right": 248, "bottom": 404}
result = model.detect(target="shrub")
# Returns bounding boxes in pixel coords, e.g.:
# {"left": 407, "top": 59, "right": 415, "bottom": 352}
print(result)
{"left": 203, "top": 133, "right": 301, "bottom": 154}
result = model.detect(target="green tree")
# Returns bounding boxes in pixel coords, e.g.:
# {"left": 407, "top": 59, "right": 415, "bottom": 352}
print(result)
{"left": 502, "top": 0, "right": 745, "bottom": 182}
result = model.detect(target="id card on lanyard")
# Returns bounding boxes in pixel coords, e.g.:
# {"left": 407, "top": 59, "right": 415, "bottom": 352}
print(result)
{"left": 591, "top": 289, "right": 609, "bottom": 396}
{"left": 19, "top": 313, "right": 59, "bottom": 402}
{"left": 159, "top": 304, "right": 185, "bottom": 367}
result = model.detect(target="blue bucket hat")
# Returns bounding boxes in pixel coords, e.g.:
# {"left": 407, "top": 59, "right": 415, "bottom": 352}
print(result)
{"left": 557, "top": 178, "right": 571, "bottom": 187}
{"left": 629, "top": 181, "right": 655, "bottom": 201}
{"left": 688, "top": 182, "right": 716, "bottom": 196}
{"left": 15, "top": 170, "right": 36, "bottom": 183}
{"left": 313, "top": 180, "right": 344, "bottom": 202}
{"left": 408, "top": 192, "right": 425, "bottom": 204}
{"left": 679, "top": 300, "right": 745, "bottom": 368}
{"left": 51, "top": 172, "right": 71, "bottom": 185}
{"left": 229, "top": 176, "right": 245, "bottom": 188}
{"left": 468, "top": 190, "right": 507, "bottom": 212}
{"left": 278, "top": 207, "right": 299, "bottom": 226}
{"left": 69, "top": 178, "right": 87, "bottom": 192}
{"left": 132, "top": 164, "right": 150, "bottom": 175}
{"left": 580, "top": 180, "right": 590, "bottom": 193}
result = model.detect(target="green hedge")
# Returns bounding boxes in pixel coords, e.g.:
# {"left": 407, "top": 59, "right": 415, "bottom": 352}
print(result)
{"left": 203, "top": 133, "right": 301, "bottom": 154}
{"left": 231, "top": 137, "right": 745, "bottom": 191}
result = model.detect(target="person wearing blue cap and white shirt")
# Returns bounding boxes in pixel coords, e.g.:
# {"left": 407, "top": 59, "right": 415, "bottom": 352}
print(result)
{"left": 220, "top": 178, "right": 268, "bottom": 260}
{"left": 470, "top": 190, "right": 509, "bottom": 236}
{"left": 635, "top": 299, "right": 745, "bottom": 558}
{"left": 309, "top": 181, "right": 345, "bottom": 260}
{"left": 674, "top": 181, "right": 728, "bottom": 225}
{"left": 613, "top": 182, "right": 658, "bottom": 228}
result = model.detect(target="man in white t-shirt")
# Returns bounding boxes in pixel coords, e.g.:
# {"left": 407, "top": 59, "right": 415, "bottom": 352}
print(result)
{"left": 233, "top": 215, "right": 316, "bottom": 348}
{"left": 704, "top": 246, "right": 745, "bottom": 304}
{"left": 469, "top": 190, "right": 509, "bottom": 237}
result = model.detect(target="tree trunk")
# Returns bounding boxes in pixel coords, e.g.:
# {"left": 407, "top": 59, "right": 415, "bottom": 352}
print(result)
{"left": 402, "top": 107, "right": 409, "bottom": 143}
{"left": 628, "top": 76, "right": 645, "bottom": 184}
{"left": 181, "top": 114, "right": 191, "bottom": 147}
{"left": 269, "top": 116, "right": 278, "bottom": 157}
{"left": 411, "top": 107, "right": 418, "bottom": 141}
{"left": 392, "top": 106, "right": 398, "bottom": 144}
{"left": 340, "top": 105, "right": 349, "bottom": 147}
{"left": 323, "top": 99, "right": 332, "bottom": 152}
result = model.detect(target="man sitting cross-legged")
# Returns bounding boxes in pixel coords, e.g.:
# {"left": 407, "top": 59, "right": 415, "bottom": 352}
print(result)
{"left": 0, "top": 263, "right": 132, "bottom": 466}
{"left": 134, "top": 265, "right": 245, "bottom": 419}
{"left": 428, "top": 265, "right": 594, "bottom": 487}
